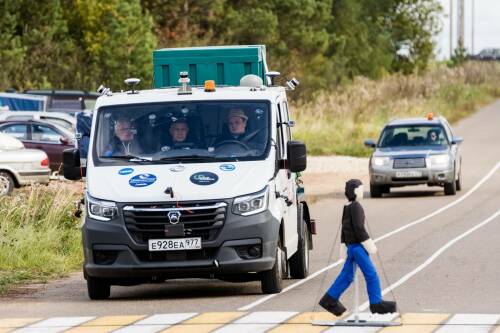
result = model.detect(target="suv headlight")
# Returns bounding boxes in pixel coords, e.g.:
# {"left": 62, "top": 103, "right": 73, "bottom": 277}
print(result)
{"left": 86, "top": 193, "right": 118, "bottom": 221}
{"left": 233, "top": 186, "right": 269, "bottom": 216}
{"left": 371, "top": 157, "right": 390, "bottom": 167}
{"left": 426, "top": 154, "right": 450, "bottom": 167}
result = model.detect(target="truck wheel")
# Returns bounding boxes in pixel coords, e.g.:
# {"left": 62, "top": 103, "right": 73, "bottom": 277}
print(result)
{"left": 289, "top": 205, "right": 309, "bottom": 279}
{"left": 370, "top": 184, "right": 383, "bottom": 198}
{"left": 444, "top": 180, "right": 456, "bottom": 195}
{"left": 0, "top": 171, "right": 14, "bottom": 196}
{"left": 87, "top": 277, "right": 111, "bottom": 300}
{"left": 261, "top": 243, "right": 285, "bottom": 294}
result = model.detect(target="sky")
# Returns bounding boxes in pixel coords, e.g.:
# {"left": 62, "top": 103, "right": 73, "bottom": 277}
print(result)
{"left": 435, "top": 0, "right": 500, "bottom": 59}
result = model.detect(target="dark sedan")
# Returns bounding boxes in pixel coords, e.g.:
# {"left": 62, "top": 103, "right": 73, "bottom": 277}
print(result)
{"left": 0, "top": 120, "right": 75, "bottom": 172}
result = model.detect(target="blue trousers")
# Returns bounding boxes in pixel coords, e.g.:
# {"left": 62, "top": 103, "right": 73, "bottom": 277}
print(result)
{"left": 327, "top": 244, "right": 383, "bottom": 304}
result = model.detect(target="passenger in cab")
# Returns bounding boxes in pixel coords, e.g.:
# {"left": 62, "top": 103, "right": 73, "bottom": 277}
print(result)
{"left": 103, "top": 118, "right": 142, "bottom": 156}
{"left": 160, "top": 117, "right": 199, "bottom": 151}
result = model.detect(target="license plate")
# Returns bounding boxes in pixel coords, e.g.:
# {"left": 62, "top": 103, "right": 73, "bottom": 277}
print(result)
{"left": 395, "top": 171, "right": 423, "bottom": 178}
{"left": 148, "top": 237, "right": 201, "bottom": 251}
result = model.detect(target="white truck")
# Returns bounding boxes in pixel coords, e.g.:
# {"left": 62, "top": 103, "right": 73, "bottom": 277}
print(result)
{"left": 63, "top": 46, "right": 315, "bottom": 299}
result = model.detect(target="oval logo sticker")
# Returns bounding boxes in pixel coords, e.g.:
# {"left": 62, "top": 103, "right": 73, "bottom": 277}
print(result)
{"left": 190, "top": 172, "right": 219, "bottom": 186}
{"left": 219, "top": 164, "right": 235, "bottom": 171}
{"left": 119, "top": 167, "right": 134, "bottom": 175}
{"left": 129, "top": 173, "right": 157, "bottom": 187}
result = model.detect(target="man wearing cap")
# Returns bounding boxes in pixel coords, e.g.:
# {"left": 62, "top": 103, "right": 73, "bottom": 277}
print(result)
{"left": 216, "top": 109, "right": 249, "bottom": 144}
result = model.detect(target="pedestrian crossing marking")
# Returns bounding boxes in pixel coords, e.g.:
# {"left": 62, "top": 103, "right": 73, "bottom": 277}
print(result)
{"left": 160, "top": 312, "right": 245, "bottom": 333}
{"left": 64, "top": 315, "right": 147, "bottom": 333}
{"left": 379, "top": 313, "right": 450, "bottom": 332}
{"left": 2, "top": 312, "right": 500, "bottom": 332}
{"left": 0, "top": 318, "right": 42, "bottom": 330}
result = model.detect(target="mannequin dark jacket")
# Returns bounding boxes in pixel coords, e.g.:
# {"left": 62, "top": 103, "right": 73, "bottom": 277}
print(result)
{"left": 341, "top": 201, "right": 370, "bottom": 245}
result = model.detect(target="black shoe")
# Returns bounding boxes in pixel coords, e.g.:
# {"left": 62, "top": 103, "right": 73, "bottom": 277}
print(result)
{"left": 369, "top": 300, "right": 397, "bottom": 314}
{"left": 319, "top": 293, "right": 346, "bottom": 316}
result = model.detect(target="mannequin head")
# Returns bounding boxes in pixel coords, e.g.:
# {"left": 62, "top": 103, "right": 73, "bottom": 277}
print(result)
{"left": 345, "top": 179, "right": 363, "bottom": 202}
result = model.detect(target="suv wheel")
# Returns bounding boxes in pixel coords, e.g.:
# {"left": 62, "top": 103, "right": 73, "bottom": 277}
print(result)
{"left": 87, "top": 277, "right": 111, "bottom": 300}
{"left": 444, "top": 169, "right": 457, "bottom": 195}
{"left": 456, "top": 168, "right": 462, "bottom": 191}
{"left": 261, "top": 243, "right": 285, "bottom": 294}
{"left": 0, "top": 171, "right": 14, "bottom": 196}
{"left": 289, "top": 205, "right": 310, "bottom": 279}
{"left": 370, "top": 184, "right": 383, "bottom": 198}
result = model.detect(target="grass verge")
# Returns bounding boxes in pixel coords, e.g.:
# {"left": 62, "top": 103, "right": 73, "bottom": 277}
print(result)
{"left": 0, "top": 183, "right": 83, "bottom": 295}
{"left": 293, "top": 61, "right": 500, "bottom": 156}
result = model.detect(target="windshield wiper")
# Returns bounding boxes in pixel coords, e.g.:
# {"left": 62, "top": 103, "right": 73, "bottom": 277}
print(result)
{"left": 155, "top": 154, "right": 217, "bottom": 162}
{"left": 100, "top": 155, "right": 154, "bottom": 163}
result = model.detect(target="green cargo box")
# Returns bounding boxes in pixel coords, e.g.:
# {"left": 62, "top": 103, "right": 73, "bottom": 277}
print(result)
{"left": 153, "top": 45, "right": 268, "bottom": 88}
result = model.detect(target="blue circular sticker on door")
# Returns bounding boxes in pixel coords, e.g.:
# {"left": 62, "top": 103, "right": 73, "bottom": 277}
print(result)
{"left": 129, "top": 173, "right": 157, "bottom": 187}
{"left": 119, "top": 168, "right": 134, "bottom": 175}
{"left": 219, "top": 164, "right": 236, "bottom": 171}
{"left": 190, "top": 172, "right": 219, "bottom": 185}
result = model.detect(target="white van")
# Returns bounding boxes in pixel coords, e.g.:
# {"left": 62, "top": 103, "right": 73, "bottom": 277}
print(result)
{"left": 63, "top": 73, "right": 315, "bottom": 300}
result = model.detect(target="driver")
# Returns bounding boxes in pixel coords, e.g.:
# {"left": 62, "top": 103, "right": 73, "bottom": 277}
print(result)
{"left": 160, "top": 117, "right": 198, "bottom": 151}
{"left": 103, "top": 118, "right": 142, "bottom": 156}
{"left": 217, "top": 109, "right": 249, "bottom": 143}
{"left": 427, "top": 129, "right": 440, "bottom": 144}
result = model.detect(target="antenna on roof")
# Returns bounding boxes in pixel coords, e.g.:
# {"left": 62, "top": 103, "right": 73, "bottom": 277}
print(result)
{"left": 177, "top": 72, "right": 192, "bottom": 95}
{"left": 265, "top": 71, "right": 280, "bottom": 86}
{"left": 124, "top": 78, "right": 141, "bottom": 94}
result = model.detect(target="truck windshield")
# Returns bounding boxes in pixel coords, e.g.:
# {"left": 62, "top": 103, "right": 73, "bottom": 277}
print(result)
{"left": 93, "top": 101, "right": 270, "bottom": 164}
{"left": 379, "top": 125, "right": 449, "bottom": 148}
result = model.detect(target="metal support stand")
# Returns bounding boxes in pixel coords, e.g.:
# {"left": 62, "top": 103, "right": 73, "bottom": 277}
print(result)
{"left": 313, "top": 263, "right": 401, "bottom": 327}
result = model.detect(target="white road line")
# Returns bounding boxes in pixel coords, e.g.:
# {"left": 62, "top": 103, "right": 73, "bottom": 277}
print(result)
{"left": 112, "top": 313, "right": 197, "bottom": 333}
{"left": 239, "top": 161, "right": 500, "bottom": 311}
{"left": 12, "top": 316, "right": 94, "bottom": 333}
{"left": 358, "top": 208, "right": 500, "bottom": 311}
{"left": 434, "top": 313, "right": 500, "bottom": 333}
{"left": 212, "top": 311, "right": 297, "bottom": 333}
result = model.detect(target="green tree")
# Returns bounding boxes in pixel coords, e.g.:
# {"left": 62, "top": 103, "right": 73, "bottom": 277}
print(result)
{"left": 0, "top": 1, "right": 25, "bottom": 90}
{"left": 64, "top": 0, "right": 156, "bottom": 90}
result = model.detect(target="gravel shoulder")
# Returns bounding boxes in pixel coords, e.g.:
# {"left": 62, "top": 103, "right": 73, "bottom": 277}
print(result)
{"left": 302, "top": 155, "right": 369, "bottom": 197}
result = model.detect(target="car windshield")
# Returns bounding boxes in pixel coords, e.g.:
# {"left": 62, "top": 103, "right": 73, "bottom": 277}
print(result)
{"left": 93, "top": 100, "right": 270, "bottom": 164}
{"left": 379, "top": 125, "right": 449, "bottom": 148}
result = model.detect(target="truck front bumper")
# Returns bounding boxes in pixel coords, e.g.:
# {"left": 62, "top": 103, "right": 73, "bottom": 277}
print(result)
{"left": 82, "top": 209, "right": 280, "bottom": 281}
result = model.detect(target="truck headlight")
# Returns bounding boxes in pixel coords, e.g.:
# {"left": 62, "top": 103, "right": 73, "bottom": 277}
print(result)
{"left": 86, "top": 193, "right": 117, "bottom": 221}
{"left": 233, "top": 186, "right": 268, "bottom": 216}
{"left": 426, "top": 154, "right": 450, "bottom": 167}
{"left": 371, "top": 157, "right": 390, "bottom": 167}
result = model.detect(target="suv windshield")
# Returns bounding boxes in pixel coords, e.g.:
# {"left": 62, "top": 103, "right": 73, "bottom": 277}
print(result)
{"left": 93, "top": 100, "right": 270, "bottom": 164}
{"left": 379, "top": 125, "right": 449, "bottom": 148}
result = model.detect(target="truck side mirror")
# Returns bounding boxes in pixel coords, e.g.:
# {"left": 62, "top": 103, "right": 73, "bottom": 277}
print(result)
{"left": 287, "top": 141, "right": 307, "bottom": 172}
{"left": 364, "top": 139, "right": 376, "bottom": 148}
{"left": 63, "top": 148, "right": 83, "bottom": 180}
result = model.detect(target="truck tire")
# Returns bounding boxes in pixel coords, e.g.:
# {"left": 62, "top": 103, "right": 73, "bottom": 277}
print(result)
{"left": 289, "top": 205, "right": 309, "bottom": 279}
{"left": 0, "top": 171, "right": 14, "bottom": 196}
{"left": 87, "top": 277, "right": 111, "bottom": 300}
{"left": 370, "top": 184, "right": 383, "bottom": 198}
{"left": 261, "top": 243, "right": 285, "bottom": 294}
{"left": 456, "top": 167, "right": 462, "bottom": 191}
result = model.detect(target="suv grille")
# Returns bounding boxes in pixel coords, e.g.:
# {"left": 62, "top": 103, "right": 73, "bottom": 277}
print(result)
{"left": 393, "top": 158, "right": 426, "bottom": 169}
{"left": 123, "top": 201, "right": 227, "bottom": 244}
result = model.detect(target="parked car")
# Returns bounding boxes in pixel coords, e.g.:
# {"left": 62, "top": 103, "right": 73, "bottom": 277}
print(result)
{"left": 469, "top": 48, "right": 500, "bottom": 61}
{"left": 0, "top": 111, "right": 76, "bottom": 132}
{"left": 0, "top": 133, "right": 50, "bottom": 196}
{"left": 23, "top": 90, "right": 99, "bottom": 114}
{"left": 0, "top": 120, "right": 75, "bottom": 172}
{"left": 364, "top": 113, "right": 463, "bottom": 197}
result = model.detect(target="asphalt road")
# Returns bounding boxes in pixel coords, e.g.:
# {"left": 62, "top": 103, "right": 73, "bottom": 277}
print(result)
{"left": 1, "top": 100, "right": 500, "bottom": 320}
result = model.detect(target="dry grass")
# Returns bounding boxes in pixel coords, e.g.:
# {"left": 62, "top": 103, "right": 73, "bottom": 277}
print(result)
{"left": 0, "top": 183, "right": 84, "bottom": 294}
{"left": 292, "top": 61, "right": 500, "bottom": 156}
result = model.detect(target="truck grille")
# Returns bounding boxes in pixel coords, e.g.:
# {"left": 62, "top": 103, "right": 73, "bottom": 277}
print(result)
{"left": 393, "top": 158, "right": 426, "bottom": 169}
{"left": 123, "top": 201, "right": 227, "bottom": 244}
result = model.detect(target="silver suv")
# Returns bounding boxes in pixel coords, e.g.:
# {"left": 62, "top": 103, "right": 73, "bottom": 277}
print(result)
{"left": 364, "top": 115, "right": 463, "bottom": 197}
